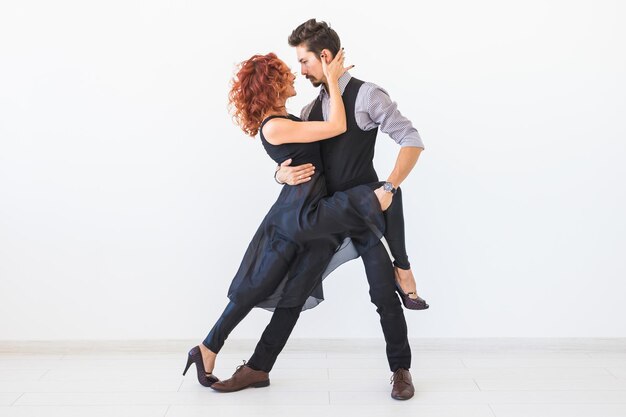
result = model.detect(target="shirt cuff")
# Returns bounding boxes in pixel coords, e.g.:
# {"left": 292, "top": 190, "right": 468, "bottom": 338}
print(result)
{"left": 399, "top": 135, "right": 425, "bottom": 149}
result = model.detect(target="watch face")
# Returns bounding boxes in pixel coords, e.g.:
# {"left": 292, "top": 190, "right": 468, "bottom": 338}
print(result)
{"left": 384, "top": 182, "right": 393, "bottom": 192}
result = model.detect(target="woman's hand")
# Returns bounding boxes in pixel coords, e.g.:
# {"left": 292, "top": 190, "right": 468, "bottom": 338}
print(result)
{"left": 321, "top": 48, "right": 354, "bottom": 83}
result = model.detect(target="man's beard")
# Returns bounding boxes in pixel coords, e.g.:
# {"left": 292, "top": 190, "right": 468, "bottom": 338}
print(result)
{"left": 307, "top": 77, "right": 322, "bottom": 87}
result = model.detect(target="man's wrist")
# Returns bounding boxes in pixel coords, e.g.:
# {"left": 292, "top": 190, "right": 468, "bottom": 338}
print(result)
{"left": 383, "top": 181, "right": 397, "bottom": 195}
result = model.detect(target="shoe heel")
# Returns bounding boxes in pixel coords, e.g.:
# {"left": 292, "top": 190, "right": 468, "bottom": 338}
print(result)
{"left": 182, "top": 355, "right": 193, "bottom": 376}
{"left": 252, "top": 379, "right": 270, "bottom": 388}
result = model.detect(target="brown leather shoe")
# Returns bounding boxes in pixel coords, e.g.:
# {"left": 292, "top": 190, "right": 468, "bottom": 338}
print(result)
{"left": 210, "top": 361, "right": 270, "bottom": 393}
{"left": 390, "top": 368, "right": 415, "bottom": 400}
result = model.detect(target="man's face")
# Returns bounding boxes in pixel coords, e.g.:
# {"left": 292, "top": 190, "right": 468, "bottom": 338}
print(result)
{"left": 296, "top": 44, "right": 325, "bottom": 87}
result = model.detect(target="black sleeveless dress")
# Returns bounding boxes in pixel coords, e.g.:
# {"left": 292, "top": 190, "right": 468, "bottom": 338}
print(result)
{"left": 226, "top": 114, "right": 386, "bottom": 311}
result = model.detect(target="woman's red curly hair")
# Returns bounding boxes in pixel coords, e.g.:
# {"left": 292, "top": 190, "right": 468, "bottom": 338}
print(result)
{"left": 228, "top": 53, "right": 293, "bottom": 137}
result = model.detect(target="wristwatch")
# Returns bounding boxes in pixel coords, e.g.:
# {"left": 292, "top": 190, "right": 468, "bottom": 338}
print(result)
{"left": 383, "top": 181, "right": 397, "bottom": 195}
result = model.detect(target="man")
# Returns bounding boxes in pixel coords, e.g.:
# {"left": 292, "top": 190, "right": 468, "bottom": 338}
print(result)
{"left": 212, "top": 19, "right": 425, "bottom": 400}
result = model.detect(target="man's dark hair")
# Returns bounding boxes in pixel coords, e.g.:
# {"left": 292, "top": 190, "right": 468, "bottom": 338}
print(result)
{"left": 288, "top": 19, "right": 341, "bottom": 59}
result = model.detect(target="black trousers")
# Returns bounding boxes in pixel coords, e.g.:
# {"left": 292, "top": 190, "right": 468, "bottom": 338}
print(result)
{"left": 204, "top": 186, "right": 412, "bottom": 372}
{"left": 247, "top": 187, "right": 412, "bottom": 373}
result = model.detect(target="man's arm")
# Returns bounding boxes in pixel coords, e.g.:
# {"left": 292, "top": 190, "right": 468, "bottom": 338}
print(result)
{"left": 360, "top": 83, "right": 424, "bottom": 208}
{"left": 275, "top": 159, "right": 315, "bottom": 185}
{"left": 387, "top": 146, "right": 422, "bottom": 188}
{"left": 376, "top": 146, "right": 422, "bottom": 211}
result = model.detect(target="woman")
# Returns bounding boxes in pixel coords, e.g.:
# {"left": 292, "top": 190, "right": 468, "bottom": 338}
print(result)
{"left": 183, "top": 50, "right": 424, "bottom": 388}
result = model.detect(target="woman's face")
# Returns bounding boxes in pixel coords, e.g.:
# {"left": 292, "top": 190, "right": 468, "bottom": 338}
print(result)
{"left": 282, "top": 65, "right": 297, "bottom": 99}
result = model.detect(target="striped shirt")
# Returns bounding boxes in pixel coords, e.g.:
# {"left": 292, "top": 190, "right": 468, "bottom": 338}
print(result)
{"left": 300, "top": 72, "right": 424, "bottom": 149}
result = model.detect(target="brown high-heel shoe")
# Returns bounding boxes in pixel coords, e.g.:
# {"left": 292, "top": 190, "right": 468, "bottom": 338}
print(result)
{"left": 182, "top": 345, "right": 219, "bottom": 387}
{"left": 394, "top": 268, "right": 429, "bottom": 310}
{"left": 395, "top": 280, "right": 429, "bottom": 310}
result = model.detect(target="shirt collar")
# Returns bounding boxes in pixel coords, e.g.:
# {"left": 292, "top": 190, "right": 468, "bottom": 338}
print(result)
{"left": 319, "top": 71, "right": 352, "bottom": 99}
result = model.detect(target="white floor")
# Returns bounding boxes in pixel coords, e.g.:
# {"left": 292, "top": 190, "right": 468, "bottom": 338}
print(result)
{"left": 1, "top": 338, "right": 626, "bottom": 417}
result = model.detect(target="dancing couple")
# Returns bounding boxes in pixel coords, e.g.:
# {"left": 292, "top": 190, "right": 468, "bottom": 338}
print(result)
{"left": 182, "top": 19, "right": 427, "bottom": 401}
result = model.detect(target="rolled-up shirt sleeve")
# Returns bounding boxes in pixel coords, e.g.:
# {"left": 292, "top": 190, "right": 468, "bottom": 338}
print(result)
{"left": 358, "top": 83, "right": 424, "bottom": 149}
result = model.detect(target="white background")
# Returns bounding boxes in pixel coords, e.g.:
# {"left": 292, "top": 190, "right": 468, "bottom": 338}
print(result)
{"left": 1, "top": 0, "right": 625, "bottom": 341}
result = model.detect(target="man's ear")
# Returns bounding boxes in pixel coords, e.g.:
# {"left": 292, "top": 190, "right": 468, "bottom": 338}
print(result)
{"left": 320, "top": 48, "right": 333, "bottom": 64}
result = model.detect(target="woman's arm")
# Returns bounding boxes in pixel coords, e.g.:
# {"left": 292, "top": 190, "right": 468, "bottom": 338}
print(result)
{"left": 263, "top": 49, "right": 352, "bottom": 145}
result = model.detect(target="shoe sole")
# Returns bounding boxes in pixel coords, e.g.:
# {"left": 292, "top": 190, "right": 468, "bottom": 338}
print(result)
{"left": 403, "top": 302, "right": 429, "bottom": 310}
{"left": 391, "top": 393, "right": 415, "bottom": 400}
{"left": 210, "top": 379, "right": 270, "bottom": 393}
{"left": 400, "top": 296, "right": 429, "bottom": 310}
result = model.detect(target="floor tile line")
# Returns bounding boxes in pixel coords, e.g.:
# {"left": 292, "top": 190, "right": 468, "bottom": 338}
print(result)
{"left": 473, "top": 378, "right": 482, "bottom": 391}
{"left": 604, "top": 367, "right": 619, "bottom": 379}
{"left": 37, "top": 370, "right": 50, "bottom": 381}
{"left": 9, "top": 393, "right": 24, "bottom": 406}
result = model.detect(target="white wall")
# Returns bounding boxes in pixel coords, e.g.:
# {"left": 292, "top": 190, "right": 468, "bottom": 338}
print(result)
{"left": 1, "top": 0, "right": 625, "bottom": 340}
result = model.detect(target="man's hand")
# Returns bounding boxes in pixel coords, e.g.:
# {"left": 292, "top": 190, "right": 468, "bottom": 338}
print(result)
{"left": 374, "top": 186, "right": 393, "bottom": 211}
{"left": 276, "top": 158, "right": 315, "bottom": 185}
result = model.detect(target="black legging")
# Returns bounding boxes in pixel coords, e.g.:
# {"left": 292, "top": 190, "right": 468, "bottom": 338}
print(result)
{"left": 384, "top": 186, "right": 411, "bottom": 270}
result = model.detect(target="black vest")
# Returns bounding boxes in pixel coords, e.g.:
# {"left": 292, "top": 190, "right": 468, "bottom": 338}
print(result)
{"left": 309, "top": 77, "right": 379, "bottom": 194}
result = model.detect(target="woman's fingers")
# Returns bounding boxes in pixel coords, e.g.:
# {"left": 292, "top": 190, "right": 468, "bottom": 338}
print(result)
{"left": 330, "top": 49, "right": 350, "bottom": 76}
{"left": 323, "top": 48, "right": 353, "bottom": 80}
{"left": 332, "top": 49, "right": 344, "bottom": 66}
